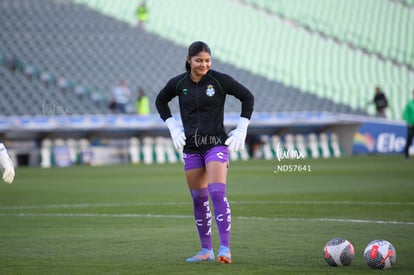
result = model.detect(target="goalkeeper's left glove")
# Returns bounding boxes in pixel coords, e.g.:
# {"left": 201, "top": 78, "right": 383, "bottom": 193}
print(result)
{"left": 0, "top": 143, "right": 15, "bottom": 184}
{"left": 225, "top": 117, "right": 250, "bottom": 152}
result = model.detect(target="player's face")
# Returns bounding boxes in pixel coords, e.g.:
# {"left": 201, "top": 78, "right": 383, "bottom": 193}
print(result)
{"left": 188, "top": 51, "right": 211, "bottom": 79}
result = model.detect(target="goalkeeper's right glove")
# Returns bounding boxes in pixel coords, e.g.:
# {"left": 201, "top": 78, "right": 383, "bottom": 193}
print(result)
{"left": 0, "top": 143, "right": 15, "bottom": 184}
{"left": 165, "top": 117, "right": 186, "bottom": 150}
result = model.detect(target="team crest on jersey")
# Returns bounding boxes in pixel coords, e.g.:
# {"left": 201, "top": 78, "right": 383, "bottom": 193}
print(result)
{"left": 206, "top": 84, "right": 215, "bottom": 97}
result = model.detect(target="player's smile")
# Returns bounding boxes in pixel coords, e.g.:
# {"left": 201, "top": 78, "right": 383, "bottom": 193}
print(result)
{"left": 188, "top": 52, "right": 211, "bottom": 82}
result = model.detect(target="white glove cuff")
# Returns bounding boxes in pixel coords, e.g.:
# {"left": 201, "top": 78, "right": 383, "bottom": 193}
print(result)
{"left": 0, "top": 143, "right": 7, "bottom": 157}
{"left": 237, "top": 117, "right": 250, "bottom": 130}
{"left": 165, "top": 117, "right": 179, "bottom": 129}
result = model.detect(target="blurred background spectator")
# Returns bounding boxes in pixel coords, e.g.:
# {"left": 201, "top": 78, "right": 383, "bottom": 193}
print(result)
{"left": 110, "top": 80, "right": 131, "bottom": 113}
{"left": 135, "top": 87, "right": 150, "bottom": 115}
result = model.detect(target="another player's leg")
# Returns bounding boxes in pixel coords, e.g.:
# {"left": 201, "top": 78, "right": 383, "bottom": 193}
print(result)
{"left": 404, "top": 126, "right": 413, "bottom": 159}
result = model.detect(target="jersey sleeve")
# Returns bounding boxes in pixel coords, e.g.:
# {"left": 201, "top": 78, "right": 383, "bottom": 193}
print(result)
{"left": 155, "top": 78, "right": 178, "bottom": 121}
{"left": 222, "top": 74, "right": 254, "bottom": 119}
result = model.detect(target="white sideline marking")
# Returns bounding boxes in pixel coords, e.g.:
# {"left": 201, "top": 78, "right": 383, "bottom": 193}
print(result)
{"left": 0, "top": 202, "right": 190, "bottom": 210}
{"left": 1, "top": 201, "right": 413, "bottom": 225}
{"left": 236, "top": 216, "right": 414, "bottom": 226}
{"left": 0, "top": 213, "right": 413, "bottom": 226}
{"left": 234, "top": 200, "right": 414, "bottom": 206}
{"left": 0, "top": 200, "right": 413, "bottom": 210}
{"left": 5, "top": 213, "right": 191, "bottom": 219}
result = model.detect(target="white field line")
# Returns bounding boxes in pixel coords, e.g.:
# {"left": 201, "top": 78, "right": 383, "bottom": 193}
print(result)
{"left": 0, "top": 202, "right": 189, "bottom": 210}
{"left": 0, "top": 200, "right": 413, "bottom": 210}
{"left": 1, "top": 201, "right": 413, "bottom": 225}
{"left": 0, "top": 212, "right": 413, "bottom": 225}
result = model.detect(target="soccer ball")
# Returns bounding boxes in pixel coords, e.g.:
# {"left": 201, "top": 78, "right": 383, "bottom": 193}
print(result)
{"left": 323, "top": 238, "right": 354, "bottom": 266}
{"left": 364, "top": 240, "right": 396, "bottom": 269}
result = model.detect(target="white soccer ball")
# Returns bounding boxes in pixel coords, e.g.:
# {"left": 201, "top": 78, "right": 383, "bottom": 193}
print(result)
{"left": 323, "top": 238, "right": 354, "bottom": 267}
{"left": 364, "top": 240, "right": 396, "bottom": 269}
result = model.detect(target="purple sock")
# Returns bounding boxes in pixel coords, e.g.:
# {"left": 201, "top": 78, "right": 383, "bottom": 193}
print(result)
{"left": 208, "top": 183, "right": 231, "bottom": 248}
{"left": 190, "top": 188, "right": 212, "bottom": 250}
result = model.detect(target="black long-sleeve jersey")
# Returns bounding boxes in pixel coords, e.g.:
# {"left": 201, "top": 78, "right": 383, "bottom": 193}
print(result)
{"left": 155, "top": 69, "right": 254, "bottom": 154}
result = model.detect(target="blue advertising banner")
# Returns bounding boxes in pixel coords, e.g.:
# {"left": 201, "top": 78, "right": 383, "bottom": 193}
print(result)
{"left": 353, "top": 121, "right": 410, "bottom": 154}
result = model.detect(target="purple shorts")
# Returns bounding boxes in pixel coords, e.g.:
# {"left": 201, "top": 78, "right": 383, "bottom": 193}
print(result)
{"left": 183, "top": 145, "right": 229, "bottom": 171}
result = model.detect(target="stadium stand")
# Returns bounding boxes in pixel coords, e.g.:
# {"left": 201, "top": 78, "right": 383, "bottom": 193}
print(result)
{"left": 1, "top": 0, "right": 368, "bottom": 118}
{"left": 0, "top": 65, "right": 104, "bottom": 115}
{"left": 73, "top": 0, "right": 413, "bottom": 120}
{"left": 244, "top": 0, "right": 414, "bottom": 69}
{"left": 0, "top": 0, "right": 182, "bottom": 115}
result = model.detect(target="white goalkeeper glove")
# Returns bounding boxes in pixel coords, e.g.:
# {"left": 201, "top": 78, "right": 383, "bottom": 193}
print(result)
{"left": 165, "top": 117, "right": 186, "bottom": 150}
{"left": 225, "top": 117, "right": 250, "bottom": 152}
{"left": 0, "top": 143, "right": 15, "bottom": 184}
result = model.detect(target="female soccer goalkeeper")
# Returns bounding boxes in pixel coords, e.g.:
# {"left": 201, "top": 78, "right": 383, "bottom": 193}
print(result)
{"left": 155, "top": 41, "right": 254, "bottom": 264}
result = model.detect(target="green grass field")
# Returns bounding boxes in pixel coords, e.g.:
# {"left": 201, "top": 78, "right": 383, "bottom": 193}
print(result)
{"left": 0, "top": 155, "right": 413, "bottom": 274}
